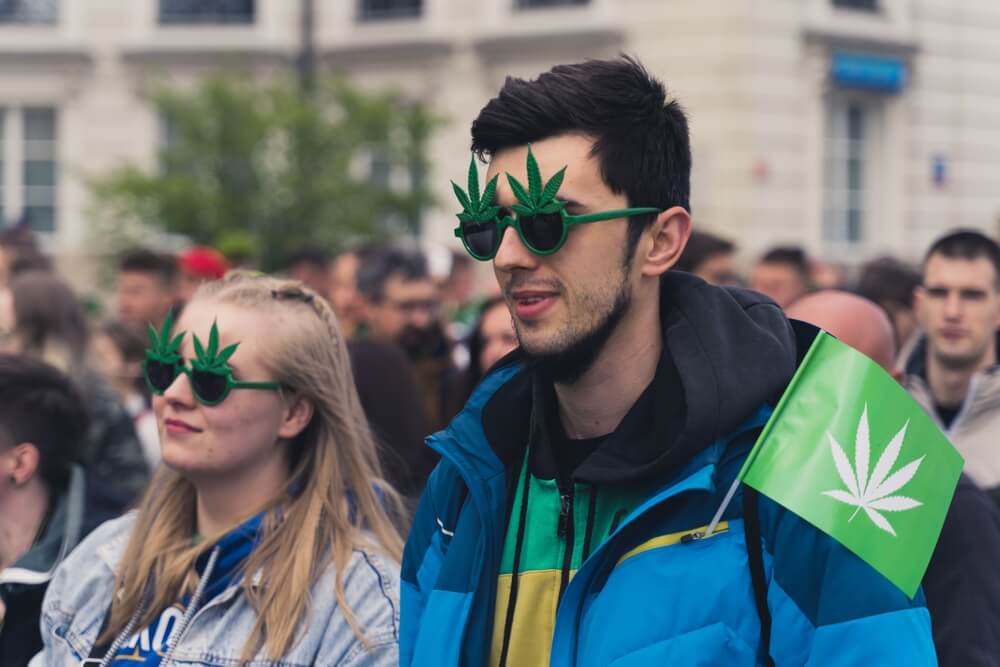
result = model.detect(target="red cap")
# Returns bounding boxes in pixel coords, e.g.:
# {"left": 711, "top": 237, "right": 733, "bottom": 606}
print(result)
{"left": 179, "top": 246, "right": 229, "bottom": 280}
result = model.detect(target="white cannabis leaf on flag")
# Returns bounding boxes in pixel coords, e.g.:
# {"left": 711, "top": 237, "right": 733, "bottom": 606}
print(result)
{"left": 822, "top": 404, "right": 924, "bottom": 536}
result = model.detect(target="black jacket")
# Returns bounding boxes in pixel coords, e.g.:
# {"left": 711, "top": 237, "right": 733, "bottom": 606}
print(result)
{"left": 0, "top": 465, "right": 126, "bottom": 666}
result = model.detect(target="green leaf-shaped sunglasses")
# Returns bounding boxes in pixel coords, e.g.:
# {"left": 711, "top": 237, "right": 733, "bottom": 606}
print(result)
{"left": 143, "top": 311, "right": 281, "bottom": 406}
{"left": 452, "top": 147, "right": 662, "bottom": 261}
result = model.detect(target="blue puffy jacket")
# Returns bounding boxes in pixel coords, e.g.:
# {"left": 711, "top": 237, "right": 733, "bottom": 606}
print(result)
{"left": 401, "top": 275, "right": 937, "bottom": 666}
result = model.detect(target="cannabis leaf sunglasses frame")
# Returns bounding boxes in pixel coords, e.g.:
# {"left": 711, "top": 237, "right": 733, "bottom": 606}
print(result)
{"left": 143, "top": 313, "right": 281, "bottom": 407}
{"left": 451, "top": 148, "right": 661, "bottom": 262}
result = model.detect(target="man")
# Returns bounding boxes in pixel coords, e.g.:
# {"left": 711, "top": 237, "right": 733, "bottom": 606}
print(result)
{"left": 905, "top": 229, "right": 1000, "bottom": 497}
{"left": 674, "top": 229, "right": 740, "bottom": 286}
{"left": 857, "top": 256, "right": 923, "bottom": 369}
{"left": 401, "top": 57, "right": 934, "bottom": 666}
{"left": 788, "top": 289, "right": 1000, "bottom": 666}
{"left": 0, "top": 355, "right": 125, "bottom": 666}
{"left": 357, "top": 245, "right": 465, "bottom": 431}
{"left": 749, "top": 245, "right": 811, "bottom": 308}
{"left": 786, "top": 290, "right": 897, "bottom": 372}
{"left": 283, "top": 246, "right": 332, "bottom": 297}
{"left": 329, "top": 247, "right": 367, "bottom": 339}
{"left": 116, "top": 249, "right": 179, "bottom": 332}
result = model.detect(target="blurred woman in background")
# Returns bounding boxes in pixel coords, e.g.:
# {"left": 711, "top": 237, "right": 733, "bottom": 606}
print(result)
{"left": 0, "top": 271, "right": 148, "bottom": 502}
{"left": 91, "top": 319, "right": 160, "bottom": 469}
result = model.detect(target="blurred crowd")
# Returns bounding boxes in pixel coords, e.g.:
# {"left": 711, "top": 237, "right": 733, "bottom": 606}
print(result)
{"left": 2, "top": 212, "right": 1000, "bottom": 664}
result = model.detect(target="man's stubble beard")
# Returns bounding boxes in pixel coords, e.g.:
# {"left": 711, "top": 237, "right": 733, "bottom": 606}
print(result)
{"left": 516, "top": 264, "right": 634, "bottom": 386}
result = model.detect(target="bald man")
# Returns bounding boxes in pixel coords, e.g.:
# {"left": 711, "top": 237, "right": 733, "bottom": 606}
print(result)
{"left": 785, "top": 290, "right": 897, "bottom": 372}
{"left": 788, "top": 289, "right": 1000, "bottom": 666}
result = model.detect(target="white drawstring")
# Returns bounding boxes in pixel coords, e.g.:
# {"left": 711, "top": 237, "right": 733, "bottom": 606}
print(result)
{"left": 162, "top": 546, "right": 221, "bottom": 666}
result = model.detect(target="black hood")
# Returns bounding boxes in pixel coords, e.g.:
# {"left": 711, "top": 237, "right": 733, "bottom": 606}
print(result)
{"left": 480, "top": 271, "right": 798, "bottom": 485}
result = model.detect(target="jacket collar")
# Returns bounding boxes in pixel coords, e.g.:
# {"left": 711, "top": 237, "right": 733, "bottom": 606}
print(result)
{"left": 437, "top": 273, "right": 796, "bottom": 488}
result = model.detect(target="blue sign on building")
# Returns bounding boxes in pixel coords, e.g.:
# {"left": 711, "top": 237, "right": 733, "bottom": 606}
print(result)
{"left": 830, "top": 52, "right": 908, "bottom": 93}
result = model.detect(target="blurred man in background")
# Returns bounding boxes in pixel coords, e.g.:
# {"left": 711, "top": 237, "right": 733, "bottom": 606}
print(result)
{"left": 787, "top": 289, "right": 1000, "bottom": 667}
{"left": 357, "top": 245, "right": 464, "bottom": 430}
{"left": 786, "top": 290, "right": 897, "bottom": 372}
{"left": 0, "top": 355, "right": 125, "bottom": 666}
{"left": 284, "top": 246, "right": 331, "bottom": 297}
{"left": 329, "top": 247, "right": 368, "bottom": 339}
{"left": 857, "top": 256, "right": 923, "bottom": 369}
{"left": 116, "top": 249, "right": 178, "bottom": 333}
{"left": 674, "top": 230, "right": 740, "bottom": 286}
{"left": 750, "top": 245, "right": 811, "bottom": 308}
{"left": 905, "top": 230, "right": 1000, "bottom": 501}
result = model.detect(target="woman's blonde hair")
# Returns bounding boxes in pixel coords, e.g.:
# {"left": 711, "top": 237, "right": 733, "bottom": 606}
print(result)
{"left": 100, "top": 271, "right": 405, "bottom": 661}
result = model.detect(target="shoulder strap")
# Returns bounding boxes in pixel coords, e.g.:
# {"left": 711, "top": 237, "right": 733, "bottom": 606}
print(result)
{"left": 742, "top": 486, "right": 776, "bottom": 667}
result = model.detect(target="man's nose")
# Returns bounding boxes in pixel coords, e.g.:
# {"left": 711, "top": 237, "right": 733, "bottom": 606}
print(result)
{"left": 493, "top": 225, "right": 539, "bottom": 274}
{"left": 944, "top": 292, "right": 963, "bottom": 318}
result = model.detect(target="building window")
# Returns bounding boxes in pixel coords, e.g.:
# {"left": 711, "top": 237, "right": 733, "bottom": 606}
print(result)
{"left": 357, "top": 0, "right": 422, "bottom": 21}
{"left": 832, "top": 0, "right": 878, "bottom": 11}
{"left": 824, "top": 99, "right": 879, "bottom": 247}
{"left": 22, "top": 108, "right": 57, "bottom": 232}
{"left": 515, "top": 0, "right": 589, "bottom": 8}
{"left": 0, "top": 0, "right": 58, "bottom": 24}
{"left": 159, "top": 0, "right": 255, "bottom": 25}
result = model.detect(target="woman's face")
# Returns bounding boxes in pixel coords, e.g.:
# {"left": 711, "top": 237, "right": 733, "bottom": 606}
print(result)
{"left": 153, "top": 301, "right": 310, "bottom": 480}
{"left": 479, "top": 302, "right": 518, "bottom": 372}
{"left": 0, "top": 288, "right": 15, "bottom": 350}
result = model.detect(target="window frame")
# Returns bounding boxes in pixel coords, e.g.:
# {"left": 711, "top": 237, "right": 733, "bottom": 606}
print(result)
{"left": 157, "top": 0, "right": 256, "bottom": 26}
{"left": 356, "top": 0, "right": 423, "bottom": 22}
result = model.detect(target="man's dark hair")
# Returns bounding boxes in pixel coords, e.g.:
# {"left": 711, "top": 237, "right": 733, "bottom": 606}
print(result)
{"left": 856, "top": 257, "right": 921, "bottom": 310}
{"left": 356, "top": 246, "right": 430, "bottom": 303}
{"left": 924, "top": 229, "right": 1000, "bottom": 288}
{"left": 286, "top": 246, "right": 331, "bottom": 271}
{"left": 470, "top": 55, "right": 691, "bottom": 259}
{"left": 675, "top": 231, "right": 735, "bottom": 273}
{"left": 758, "top": 246, "right": 810, "bottom": 279}
{"left": 0, "top": 354, "right": 89, "bottom": 488}
{"left": 119, "top": 248, "right": 178, "bottom": 287}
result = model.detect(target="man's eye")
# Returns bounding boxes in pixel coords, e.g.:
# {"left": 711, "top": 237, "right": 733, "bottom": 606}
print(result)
{"left": 960, "top": 290, "right": 988, "bottom": 301}
{"left": 925, "top": 288, "right": 948, "bottom": 299}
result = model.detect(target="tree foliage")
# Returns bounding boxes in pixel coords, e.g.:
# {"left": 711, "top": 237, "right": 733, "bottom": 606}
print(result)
{"left": 89, "top": 74, "right": 437, "bottom": 270}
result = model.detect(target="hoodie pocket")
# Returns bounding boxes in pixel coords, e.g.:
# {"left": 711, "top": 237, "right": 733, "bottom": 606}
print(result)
{"left": 607, "top": 623, "right": 758, "bottom": 666}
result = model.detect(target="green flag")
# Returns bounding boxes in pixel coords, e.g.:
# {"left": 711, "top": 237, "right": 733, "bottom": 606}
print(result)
{"left": 738, "top": 331, "right": 964, "bottom": 597}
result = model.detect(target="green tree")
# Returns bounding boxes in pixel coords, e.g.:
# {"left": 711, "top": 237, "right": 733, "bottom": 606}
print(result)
{"left": 89, "top": 73, "right": 438, "bottom": 271}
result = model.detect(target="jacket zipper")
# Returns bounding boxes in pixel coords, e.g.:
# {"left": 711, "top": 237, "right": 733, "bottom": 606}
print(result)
{"left": 556, "top": 481, "right": 575, "bottom": 603}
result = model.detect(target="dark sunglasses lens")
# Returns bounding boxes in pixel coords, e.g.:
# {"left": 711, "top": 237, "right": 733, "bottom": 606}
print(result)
{"left": 190, "top": 371, "right": 228, "bottom": 404}
{"left": 519, "top": 213, "right": 565, "bottom": 252}
{"left": 145, "top": 360, "right": 179, "bottom": 393}
{"left": 462, "top": 222, "right": 497, "bottom": 259}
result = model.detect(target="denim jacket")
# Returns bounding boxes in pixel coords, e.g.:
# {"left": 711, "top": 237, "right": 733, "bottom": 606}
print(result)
{"left": 29, "top": 513, "right": 400, "bottom": 666}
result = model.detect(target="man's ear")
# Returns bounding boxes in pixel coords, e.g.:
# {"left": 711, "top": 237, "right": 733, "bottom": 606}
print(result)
{"left": 5, "top": 443, "right": 41, "bottom": 486}
{"left": 639, "top": 206, "right": 692, "bottom": 278}
{"left": 277, "top": 395, "right": 315, "bottom": 441}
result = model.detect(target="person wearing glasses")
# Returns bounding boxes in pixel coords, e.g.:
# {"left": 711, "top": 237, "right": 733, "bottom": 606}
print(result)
{"left": 30, "top": 272, "right": 403, "bottom": 666}
{"left": 400, "top": 57, "right": 935, "bottom": 666}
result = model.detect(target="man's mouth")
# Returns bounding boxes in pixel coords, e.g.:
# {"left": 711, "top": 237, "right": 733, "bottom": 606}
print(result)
{"left": 510, "top": 291, "right": 559, "bottom": 320}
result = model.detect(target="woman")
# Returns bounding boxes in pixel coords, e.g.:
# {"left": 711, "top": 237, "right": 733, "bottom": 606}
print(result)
{"left": 0, "top": 270, "right": 149, "bottom": 501}
{"left": 31, "top": 273, "right": 404, "bottom": 666}
{"left": 465, "top": 296, "right": 518, "bottom": 388}
{"left": 91, "top": 319, "right": 161, "bottom": 469}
